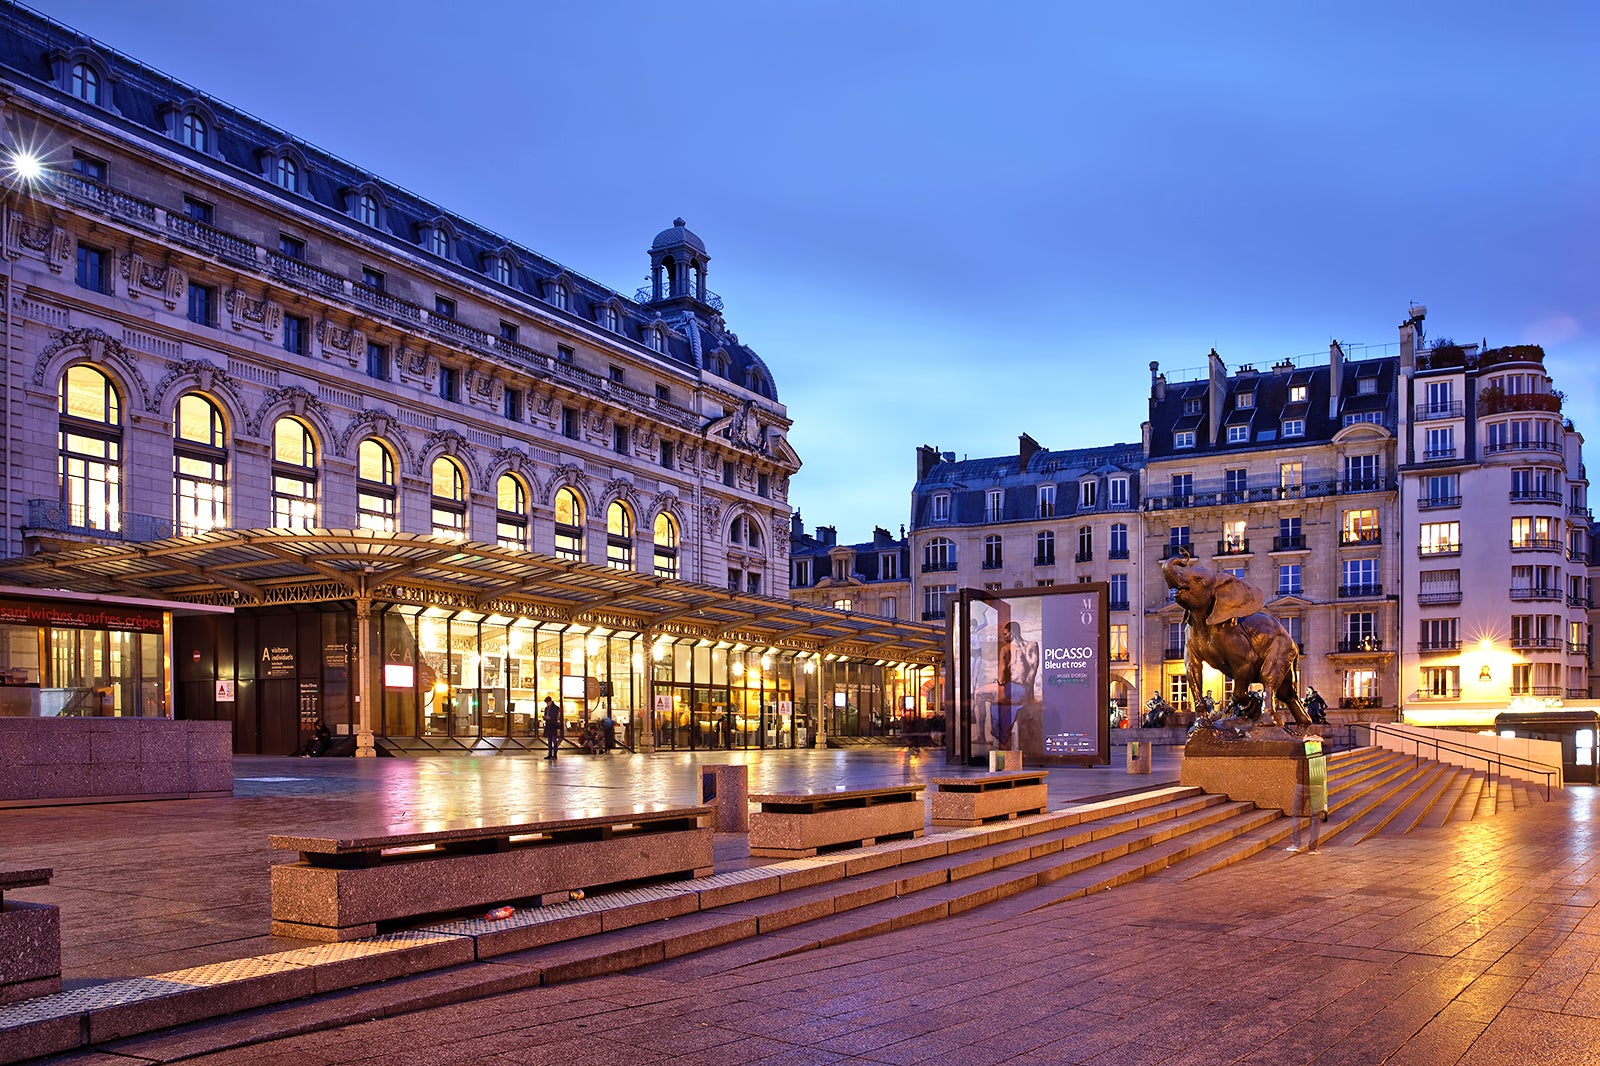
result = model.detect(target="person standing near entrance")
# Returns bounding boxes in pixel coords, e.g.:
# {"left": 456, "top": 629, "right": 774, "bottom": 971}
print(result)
{"left": 541, "top": 696, "right": 562, "bottom": 761}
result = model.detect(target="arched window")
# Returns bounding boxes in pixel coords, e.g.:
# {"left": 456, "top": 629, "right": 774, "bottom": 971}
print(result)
{"left": 604, "top": 305, "right": 619, "bottom": 332}
{"left": 923, "top": 537, "right": 955, "bottom": 572}
{"left": 1036, "top": 530, "right": 1056, "bottom": 566}
{"left": 606, "top": 501, "right": 634, "bottom": 571}
{"left": 356, "top": 192, "right": 379, "bottom": 226}
{"left": 430, "top": 457, "right": 466, "bottom": 539}
{"left": 270, "top": 417, "right": 317, "bottom": 528}
{"left": 1110, "top": 522, "right": 1129, "bottom": 559}
{"left": 554, "top": 282, "right": 569, "bottom": 311}
{"left": 356, "top": 439, "right": 396, "bottom": 532}
{"left": 58, "top": 365, "right": 122, "bottom": 533}
{"left": 430, "top": 226, "right": 450, "bottom": 258}
{"left": 496, "top": 474, "right": 527, "bottom": 550}
{"left": 554, "top": 487, "right": 584, "bottom": 562}
{"left": 275, "top": 156, "right": 298, "bottom": 193}
{"left": 173, "top": 394, "right": 226, "bottom": 534}
{"left": 653, "top": 512, "right": 680, "bottom": 579}
{"left": 648, "top": 326, "right": 664, "bottom": 352}
{"left": 70, "top": 62, "right": 99, "bottom": 104}
{"left": 180, "top": 112, "right": 207, "bottom": 152}
{"left": 729, "top": 514, "right": 763, "bottom": 550}
{"left": 491, "top": 256, "right": 511, "bottom": 285}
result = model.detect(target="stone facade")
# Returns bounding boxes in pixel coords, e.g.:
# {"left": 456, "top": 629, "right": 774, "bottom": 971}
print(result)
{"left": 787, "top": 519, "right": 912, "bottom": 623}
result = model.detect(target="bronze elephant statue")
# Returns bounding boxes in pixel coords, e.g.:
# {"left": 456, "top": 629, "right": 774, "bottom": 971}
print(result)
{"left": 1161, "top": 555, "right": 1310, "bottom": 727}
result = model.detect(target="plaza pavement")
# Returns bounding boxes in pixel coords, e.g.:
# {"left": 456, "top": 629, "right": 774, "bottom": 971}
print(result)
{"left": 13, "top": 748, "right": 1600, "bottom": 1064}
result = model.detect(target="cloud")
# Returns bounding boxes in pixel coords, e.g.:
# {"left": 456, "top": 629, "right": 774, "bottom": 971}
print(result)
{"left": 1523, "top": 314, "right": 1583, "bottom": 345}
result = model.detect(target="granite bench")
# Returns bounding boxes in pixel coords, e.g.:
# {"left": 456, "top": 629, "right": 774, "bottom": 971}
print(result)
{"left": 748, "top": 784, "right": 925, "bottom": 858}
{"left": 269, "top": 804, "right": 714, "bottom": 941}
{"left": 0, "top": 866, "right": 60, "bottom": 1006}
{"left": 930, "top": 770, "right": 1049, "bottom": 827}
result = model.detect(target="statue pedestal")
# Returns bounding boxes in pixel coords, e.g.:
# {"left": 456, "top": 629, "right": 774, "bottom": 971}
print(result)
{"left": 1180, "top": 727, "right": 1320, "bottom": 814}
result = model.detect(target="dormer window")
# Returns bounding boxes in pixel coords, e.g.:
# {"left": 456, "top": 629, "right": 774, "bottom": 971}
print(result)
{"left": 1282, "top": 419, "right": 1305, "bottom": 438}
{"left": 604, "top": 305, "right": 620, "bottom": 332}
{"left": 180, "top": 112, "right": 208, "bottom": 152}
{"left": 345, "top": 184, "right": 387, "bottom": 228}
{"left": 555, "top": 282, "right": 569, "bottom": 311}
{"left": 71, "top": 62, "right": 99, "bottom": 104}
{"left": 1236, "top": 392, "right": 1254, "bottom": 409}
{"left": 491, "top": 257, "right": 511, "bottom": 285}
{"left": 1357, "top": 377, "right": 1377, "bottom": 395}
{"left": 1183, "top": 398, "right": 1203, "bottom": 415}
{"left": 357, "top": 194, "right": 378, "bottom": 225}
{"left": 1289, "top": 384, "right": 1308, "bottom": 403}
{"left": 260, "top": 143, "right": 308, "bottom": 194}
{"left": 1080, "top": 480, "right": 1098, "bottom": 508}
{"left": 431, "top": 228, "right": 449, "bottom": 257}
{"left": 1174, "top": 430, "right": 1196, "bottom": 449}
{"left": 648, "top": 325, "right": 665, "bottom": 352}
{"left": 275, "top": 157, "right": 298, "bottom": 192}
{"left": 422, "top": 218, "right": 456, "bottom": 260}
{"left": 1227, "top": 425, "right": 1249, "bottom": 443}
{"left": 931, "top": 493, "right": 950, "bottom": 522}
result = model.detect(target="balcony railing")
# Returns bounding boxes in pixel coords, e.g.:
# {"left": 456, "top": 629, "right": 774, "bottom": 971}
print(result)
{"left": 981, "top": 560, "right": 1001, "bottom": 571}
{"left": 166, "top": 213, "right": 257, "bottom": 265}
{"left": 1570, "top": 503, "right": 1594, "bottom": 519}
{"left": 1510, "top": 636, "right": 1562, "bottom": 650}
{"left": 1340, "top": 530, "right": 1382, "bottom": 546}
{"left": 1414, "top": 689, "right": 1462, "bottom": 701}
{"left": 1418, "top": 543, "right": 1460, "bottom": 557}
{"left": 921, "top": 561, "right": 958, "bottom": 573}
{"left": 1485, "top": 440, "right": 1562, "bottom": 456}
{"left": 266, "top": 252, "right": 347, "bottom": 297}
{"left": 1418, "top": 494, "right": 1463, "bottom": 511}
{"left": 1075, "top": 551, "right": 1093, "bottom": 563}
{"left": 1533, "top": 684, "right": 1565, "bottom": 697}
{"left": 1568, "top": 550, "right": 1590, "bottom": 565}
{"left": 633, "top": 285, "right": 724, "bottom": 312}
{"left": 1338, "top": 584, "right": 1383, "bottom": 598}
{"left": 26, "top": 499, "right": 173, "bottom": 542}
{"left": 1142, "top": 476, "right": 1392, "bottom": 512}
{"left": 1570, "top": 641, "right": 1590, "bottom": 656}
{"left": 1421, "top": 448, "right": 1457, "bottom": 462}
{"left": 1216, "top": 539, "right": 1250, "bottom": 556}
{"left": 921, "top": 609, "right": 947, "bottom": 621}
{"left": 1418, "top": 640, "right": 1460, "bottom": 654}
{"left": 1417, "top": 590, "right": 1463, "bottom": 605}
{"left": 1342, "top": 477, "right": 1386, "bottom": 493}
{"left": 1572, "top": 687, "right": 1592, "bottom": 699}
{"left": 1510, "top": 489, "right": 1563, "bottom": 504}
{"left": 1161, "top": 544, "right": 1192, "bottom": 560}
{"left": 1341, "top": 696, "right": 1383, "bottom": 709}
{"left": 1108, "top": 548, "right": 1129, "bottom": 560}
{"left": 56, "top": 171, "right": 157, "bottom": 223}
{"left": 1272, "top": 535, "right": 1307, "bottom": 552}
{"left": 1276, "top": 585, "right": 1302, "bottom": 597}
{"left": 1569, "top": 594, "right": 1592, "bottom": 610}
{"left": 351, "top": 282, "right": 423, "bottom": 322}
{"left": 1034, "top": 554, "right": 1055, "bottom": 567}
{"left": 1109, "top": 599, "right": 1130, "bottom": 612}
{"left": 1336, "top": 637, "right": 1383, "bottom": 653}
{"left": 1511, "top": 537, "right": 1562, "bottom": 552}
{"left": 1163, "top": 647, "right": 1186, "bottom": 661}
{"left": 1414, "top": 401, "right": 1465, "bottom": 421}
{"left": 1510, "top": 586, "right": 1561, "bottom": 601}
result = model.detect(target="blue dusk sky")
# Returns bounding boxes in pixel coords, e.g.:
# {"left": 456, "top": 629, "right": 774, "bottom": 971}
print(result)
{"left": 33, "top": 1, "right": 1600, "bottom": 543}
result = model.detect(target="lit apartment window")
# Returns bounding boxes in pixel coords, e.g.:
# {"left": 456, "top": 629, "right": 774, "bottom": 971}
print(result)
{"left": 555, "top": 488, "right": 585, "bottom": 562}
{"left": 173, "top": 394, "right": 226, "bottom": 535}
{"left": 496, "top": 475, "right": 527, "bottom": 550}
{"left": 1236, "top": 391, "right": 1254, "bottom": 409}
{"left": 653, "top": 513, "right": 680, "bottom": 578}
{"left": 1289, "top": 384, "right": 1308, "bottom": 403}
{"left": 607, "top": 502, "right": 634, "bottom": 570}
{"left": 271, "top": 417, "right": 317, "bottom": 528}
{"left": 356, "top": 440, "right": 396, "bottom": 532}
{"left": 58, "top": 365, "right": 122, "bottom": 533}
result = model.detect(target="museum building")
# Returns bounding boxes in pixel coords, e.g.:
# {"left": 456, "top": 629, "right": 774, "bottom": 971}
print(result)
{"left": 0, "top": 3, "right": 942, "bottom": 757}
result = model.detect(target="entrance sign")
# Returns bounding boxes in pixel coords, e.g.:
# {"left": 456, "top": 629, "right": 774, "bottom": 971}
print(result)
{"left": 951, "top": 583, "right": 1110, "bottom": 766}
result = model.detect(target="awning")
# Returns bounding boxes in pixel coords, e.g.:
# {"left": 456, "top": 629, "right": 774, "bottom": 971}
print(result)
{"left": 1, "top": 529, "right": 944, "bottom": 663}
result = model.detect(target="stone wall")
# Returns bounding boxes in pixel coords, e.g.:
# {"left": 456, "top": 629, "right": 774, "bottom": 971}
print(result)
{"left": 0, "top": 719, "right": 233, "bottom": 806}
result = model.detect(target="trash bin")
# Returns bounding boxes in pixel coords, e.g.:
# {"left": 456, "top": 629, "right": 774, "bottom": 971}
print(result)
{"left": 1126, "top": 741, "right": 1153, "bottom": 775}
{"left": 698, "top": 763, "right": 749, "bottom": 832}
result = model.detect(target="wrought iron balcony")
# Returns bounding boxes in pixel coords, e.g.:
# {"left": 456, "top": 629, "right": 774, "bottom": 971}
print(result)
{"left": 634, "top": 285, "right": 724, "bottom": 312}
{"left": 1413, "top": 400, "right": 1465, "bottom": 421}
{"left": 1340, "top": 696, "right": 1383, "bottom": 709}
{"left": 1510, "top": 636, "right": 1562, "bottom": 650}
{"left": 1215, "top": 539, "right": 1250, "bottom": 556}
{"left": 1336, "top": 637, "right": 1383, "bottom": 653}
{"left": 1510, "top": 586, "right": 1561, "bottom": 601}
{"left": 1510, "top": 488, "right": 1563, "bottom": 504}
{"left": 1075, "top": 551, "right": 1093, "bottom": 563}
{"left": 26, "top": 500, "right": 173, "bottom": 542}
{"left": 1109, "top": 600, "right": 1130, "bottom": 612}
{"left": 1418, "top": 640, "right": 1460, "bottom": 654}
{"left": 1276, "top": 584, "right": 1302, "bottom": 597}
{"left": 1417, "top": 590, "right": 1463, "bottom": 605}
{"left": 921, "top": 561, "right": 958, "bottom": 573}
{"left": 1485, "top": 440, "right": 1562, "bottom": 456}
{"left": 1418, "top": 543, "right": 1460, "bottom": 558}
{"left": 1338, "top": 584, "right": 1383, "bottom": 598}
{"left": 1570, "top": 641, "right": 1590, "bottom": 656}
{"left": 1511, "top": 537, "right": 1562, "bottom": 552}
{"left": 1340, "top": 529, "right": 1382, "bottom": 546}
{"left": 1569, "top": 594, "right": 1593, "bottom": 610}
{"left": 1272, "top": 535, "right": 1307, "bottom": 552}
{"left": 1421, "top": 448, "right": 1457, "bottom": 461}
{"left": 1034, "top": 554, "right": 1056, "bottom": 567}
{"left": 1163, "top": 646, "right": 1186, "bottom": 661}
{"left": 1108, "top": 548, "right": 1129, "bottom": 560}
{"left": 981, "top": 560, "right": 1002, "bottom": 571}
{"left": 1413, "top": 688, "right": 1462, "bottom": 701}
{"left": 921, "top": 609, "right": 947, "bottom": 621}
{"left": 1418, "top": 495, "right": 1462, "bottom": 510}
{"left": 1161, "top": 544, "right": 1193, "bottom": 560}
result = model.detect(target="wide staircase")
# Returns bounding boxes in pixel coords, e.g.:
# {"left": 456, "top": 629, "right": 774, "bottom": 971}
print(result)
{"left": 2, "top": 746, "right": 1560, "bottom": 1062}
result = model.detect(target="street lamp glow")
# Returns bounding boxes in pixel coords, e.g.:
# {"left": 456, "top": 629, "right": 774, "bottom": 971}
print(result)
{"left": 8, "top": 149, "right": 43, "bottom": 182}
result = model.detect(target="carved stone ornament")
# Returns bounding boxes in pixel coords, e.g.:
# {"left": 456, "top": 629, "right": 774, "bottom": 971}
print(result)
{"left": 396, "top": 345, "right": 438, "bottom": 390}
{"left": 466, "top": 368, "right": 503, "bottom": 410}
{"left": 248, "top": 384, "right": 321, "bottom": 437}
{"left": 120, "top": 252, "right": 185, "bottom": 309}
{"left": 419, "top": 428, "right": 477, "bottom": 482}
{"left": 315, "top": 320, "right": 365, "bottom": 369}
{"left": 34, "top": 327, "right": 157, "bottom": 411}
{"left": 153, "top": 357, "right": 237, "bottom": 411}
{"left": 225, "top": 288, "right": 282, "bottom": 341}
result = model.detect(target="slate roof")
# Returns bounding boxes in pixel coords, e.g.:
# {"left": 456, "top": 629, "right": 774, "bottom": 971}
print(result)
{"left": 910, "top": 442, "right": 1144, "bottom": 530}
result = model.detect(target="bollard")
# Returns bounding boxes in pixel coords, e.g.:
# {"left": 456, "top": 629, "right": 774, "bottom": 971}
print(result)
{"left": 1126, "top": 741, "right": 1153, "bottom": 775}
{"left": 699, "top": 763, "right": 749, "bottom": 832}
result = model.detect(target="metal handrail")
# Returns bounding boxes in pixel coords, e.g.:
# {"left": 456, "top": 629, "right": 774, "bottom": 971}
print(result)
{"left": 1367, "top": 722, "right": 1557, "bottom": 800}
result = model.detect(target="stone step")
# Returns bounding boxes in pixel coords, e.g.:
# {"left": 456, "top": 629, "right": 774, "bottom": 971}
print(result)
{"left": 1420, "top": 770, "right": 1484, "bottom": 829}
{"left": 1339, "top": 762, "right": 1456, "bottom": 844}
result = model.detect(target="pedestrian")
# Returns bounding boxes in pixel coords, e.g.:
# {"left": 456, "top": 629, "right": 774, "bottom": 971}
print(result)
{"left": 600, "top": 711, "right": 615, "bottom": 753}
{"left": 308, "top": 719, "right": 331, "bottom": 757}
{"left": 1285, "top": 737, "right": 1325, "bottom": 854}
{"left": 541, "top": 696, "right": 561, "bottom": 761}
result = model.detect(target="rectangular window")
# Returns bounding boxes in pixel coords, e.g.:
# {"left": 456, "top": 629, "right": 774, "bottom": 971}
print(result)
{"left": 282, "top": 314, "right": 307, "bottom": 355}
{"left": 1109, "top": 478, "right": 1128, "bottom": 506}
{"left": 1278, "top": 564, "right": 1301, "bottom": 596}
{"left": 1342, "top": 558, "right": 1379, "bottom": 594}
{"left": 1080, "top": 481, "right": 1097, "bottom": 508}
{"left": 881, "top": 553, "right": 900, "bottom": 580}
{"left": 758, "top": 473, "right": 770, "bottom": 498}
{"left": 71, "top": 151, "right": 107, "bottom": 181}
{"left": 561, "top": 407, "right": 579, "bottom": 440}
{"left": 609, "top": 365, "right": 625, "bottom": 383}
{"left": 1109, "top": 573, "right": 1128, "bottom": 608}
{"left": 499, "top": 321, "right": 518, "bottom": 343}
{"left": 1174, "top": 430, "right": 1196, "bottom": 449}
{"left": 278, "top": 234, "right": 305, "bottom": 260}
{"left": 433, "top": 296, "right": 456, "bottom": 319}
{"left": 360, "top": 267, "right": 385, "bottom": 292}
{"left": 504, "top": 388, "right": 524, "bottom": 423}
{"left": 1420, "top": 618, "right": 1458, "bottom": 651}
{"left": 1289, "top": 384, "right": 1308, "bottom": 403}
{"left": 1280, "top": 462, "right": 1302, "bottom": 491}
{"left": 1423, "top": 473, "right": 1460, "bottom": 507}
{"left": 1419, "top": 569, "right": 1462, "bottom": 604}
{"left": 1344, "top": 454, "right": 1379, "bottom": 490}
{"left": 1425, "top": 426, "right": 1455, "bottom": 460}
{"left": 1342, "top": 509, "right": 1379, "bottom": 544}
{"left": 1419, "top": 522, "right": 1460, "bottom": 555}
{"left": 723, "top": 461, "right": 735, "bottom": 487}
{"left": 656, "top": 384, "right": 671, "bottom": 402}
{"left": 931, "top": 494, "right": 950, "bottom": 522}
{"left": 1226, "top": 425, "right": 1248, "bottom": 443}
{"left": 1171, "top": 473, "right": 1192, "bottom": 504}
{"left": 1224, "top": 468, "right": 1247, "bottom": 500}
{"left": 661, "top": 441, "right": 674, "bottom": 469}
{"left": 1281, "top": 419, "right": 1305, "bottom": 438}
{"left": 1109, "top": 624, "right": 1129, "bottom": 662}
{"left": 183, "top": 196, "right": 213, "bottom": 224}
{"left": 438, "top": 366, "right": 459, "bottom": 402}
{"left": 613, "top": 424, "right": 629, "bottom": 454}
{"left": 557, "top": 345, "right": 574, "bottom": 364}
{"left": 1236, "top": 392, "right": 1254, "bottom": 409}
{"left": 366, "top": 342, "right": 390, "bottom": 381}
{"left": 1038, "top": 485, "right": 1056, "bottom": 518}
{"left": 793, "top": 559, "right": 812, "bottom": 587}
{"left": 187, "top": 282, "right": 214, "bottom": 326}
{"left": 75, "top": 244, "right": 111, "bottom": 294}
